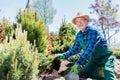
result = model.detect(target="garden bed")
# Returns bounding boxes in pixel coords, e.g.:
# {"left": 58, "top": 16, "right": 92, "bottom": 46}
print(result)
{"left": 38, "top": 57, "right": 120, "bottom": 80}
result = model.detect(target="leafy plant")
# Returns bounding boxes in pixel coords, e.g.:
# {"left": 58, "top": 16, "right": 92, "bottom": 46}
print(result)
{"left": 0, "top": 24, "right": 5, "bottom": 43}
{"left": 0, "top": 26, "right": 39, "bottom": 80}
{"left": 2, "top": 17, "right": 14, "bottom": 38}
{"left": 52, "top": 23, "right": 76, "bottom": 53}
{"left": 38, "top": 54, "right": 54, "bottom": 73}
{"left": 113, "top": 49, "right": 120, "bottom": 58}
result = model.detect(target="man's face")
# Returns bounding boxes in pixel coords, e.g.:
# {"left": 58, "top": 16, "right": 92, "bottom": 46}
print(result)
{"left": 75, "top": 17, "right": 88, "bottom": 32}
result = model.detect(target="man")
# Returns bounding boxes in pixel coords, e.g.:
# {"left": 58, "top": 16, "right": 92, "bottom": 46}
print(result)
{"left": 56, "top": 13, "right": 116, "bottom": 80}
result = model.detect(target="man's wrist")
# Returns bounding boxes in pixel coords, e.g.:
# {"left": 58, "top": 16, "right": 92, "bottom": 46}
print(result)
{"left": 75, "top": 62, "right": 83, "bottom": 69}
{"left": 56, "top": 54, "right": 65, "bottom": 59}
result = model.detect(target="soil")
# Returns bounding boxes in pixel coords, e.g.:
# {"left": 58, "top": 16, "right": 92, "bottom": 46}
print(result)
{"left": 39, "top": 58, "right": 120, "bottom": 80}
{"left": 39, "top": 58, "right": 89, "bottom": 80}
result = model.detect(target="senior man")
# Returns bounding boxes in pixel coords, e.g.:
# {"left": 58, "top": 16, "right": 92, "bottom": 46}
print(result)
{"left": 56, "top": 13, "right": 116, "bottom": 80}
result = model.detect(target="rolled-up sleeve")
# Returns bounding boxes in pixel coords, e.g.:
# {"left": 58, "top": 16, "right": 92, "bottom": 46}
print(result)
{"left": 63, "top": 32, "right": 82, "bottom": 59}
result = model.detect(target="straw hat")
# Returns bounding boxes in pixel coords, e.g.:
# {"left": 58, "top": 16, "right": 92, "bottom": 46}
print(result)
{"left": 72, "top": 12, "right": 90, "bottom": 24}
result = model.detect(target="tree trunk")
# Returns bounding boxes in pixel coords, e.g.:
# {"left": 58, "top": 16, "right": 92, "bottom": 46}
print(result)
{"left": 107, "top": 26, "right": 110, "bottom": 47}
{"left": 101, "top": 23, "right": 106, "bottom": 40}
{"left": 26, "top": 0, "right": 30, "bottom": 9}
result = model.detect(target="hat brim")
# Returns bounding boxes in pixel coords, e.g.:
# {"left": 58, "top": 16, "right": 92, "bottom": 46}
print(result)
{"left": 72, "top": 15, "right": 89, "bottom": 24}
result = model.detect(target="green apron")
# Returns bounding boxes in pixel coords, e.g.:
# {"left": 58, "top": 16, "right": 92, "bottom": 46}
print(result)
{"left": 80, "top": 35, "right": 116, "bottom": 80}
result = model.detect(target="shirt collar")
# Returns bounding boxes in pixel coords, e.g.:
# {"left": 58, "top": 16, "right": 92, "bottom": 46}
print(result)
{"left": 80, "top": 26, "right": 90, "bottom": 34}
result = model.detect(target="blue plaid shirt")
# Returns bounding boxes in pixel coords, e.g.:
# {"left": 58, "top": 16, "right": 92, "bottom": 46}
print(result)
{"left": 63, "top": 26, "right": 107, "bottom": 65}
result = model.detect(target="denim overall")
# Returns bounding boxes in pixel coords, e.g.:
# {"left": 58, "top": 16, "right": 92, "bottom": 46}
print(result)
{"left": 80, "top": 34, "right": 116, "bottom": 80}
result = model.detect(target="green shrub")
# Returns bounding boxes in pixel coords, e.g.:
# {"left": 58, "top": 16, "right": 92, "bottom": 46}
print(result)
{"left": 38, "top": 54, "right": 54, "bottom": 73}
{"left": 113, "top": 49, "right": 120, "bottom": 58}
{"left": 16, "top": 8, "right": 48, "bottom": 54}
{"left": 2, "top": 17, "right": 14, "bottom": 38}
{"left": 0, "top": 24, "right": 5, "bottom": 43}
{"left": 52, "top": 23, "right": 76, "bottom": 53}
{"left": 0, "top": 26, "right": 39, "bottom": 80}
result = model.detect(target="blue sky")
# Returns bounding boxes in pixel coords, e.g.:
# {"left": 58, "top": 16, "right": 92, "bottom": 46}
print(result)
{"left": 0, "top": 0, "right": 27, "bottom": 22}
{"left": 0, "top": 0, "right": 95, "bottom": 32}
{"left": 50, "top": 0, "right": 96, "bottom": 33}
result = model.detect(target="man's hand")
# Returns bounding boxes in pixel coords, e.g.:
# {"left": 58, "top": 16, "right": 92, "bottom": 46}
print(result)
{"left": 69, "top": 63, "right": 80, "bottom": 74}
{"left": 56, "top": 54, "right": 65, "bottom": 59}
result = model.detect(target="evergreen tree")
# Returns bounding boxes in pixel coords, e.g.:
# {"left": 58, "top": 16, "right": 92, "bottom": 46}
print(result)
{"left": 16, "top": 8, "right": 48, "bottom": 54}
{"left": 2, "top": 17, "right": 14, "bottom": 39}
{"left": 59, "top": 23, "right": 76, "bottom": 48}
{"left": 52, "top": 23, "right": 76, "bottom": 53}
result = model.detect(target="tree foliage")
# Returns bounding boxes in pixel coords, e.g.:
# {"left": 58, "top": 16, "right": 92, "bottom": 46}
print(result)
{"left": 59, "top": 23, "right": 76, "bottom": 45}
{"left": 16, "top": 8, "right": 48, "bottom": 54}
{"left": 32, "top": 0, "right": 56, "bottom": 31}
{"left": 2, "top": 17, "right": 14, "bottom": 40}
{"left": 0, "top": 26, "right": 39, "bottom": 80}
{"left": 89, "top": 0, "right": 120, "bottom": 46}
{"left": 0, "top": 24, "right": 5, "bottom": 43}
{"left": 52, "top": 23, "right": 76, "bottom": 53}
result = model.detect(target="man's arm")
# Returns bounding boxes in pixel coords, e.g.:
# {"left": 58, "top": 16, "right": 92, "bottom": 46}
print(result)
{"left": 63, "top": 32, "right": 82, "bottom": 59}
{"left": 76, "top": 30, "right": 99, "bottom": 64}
